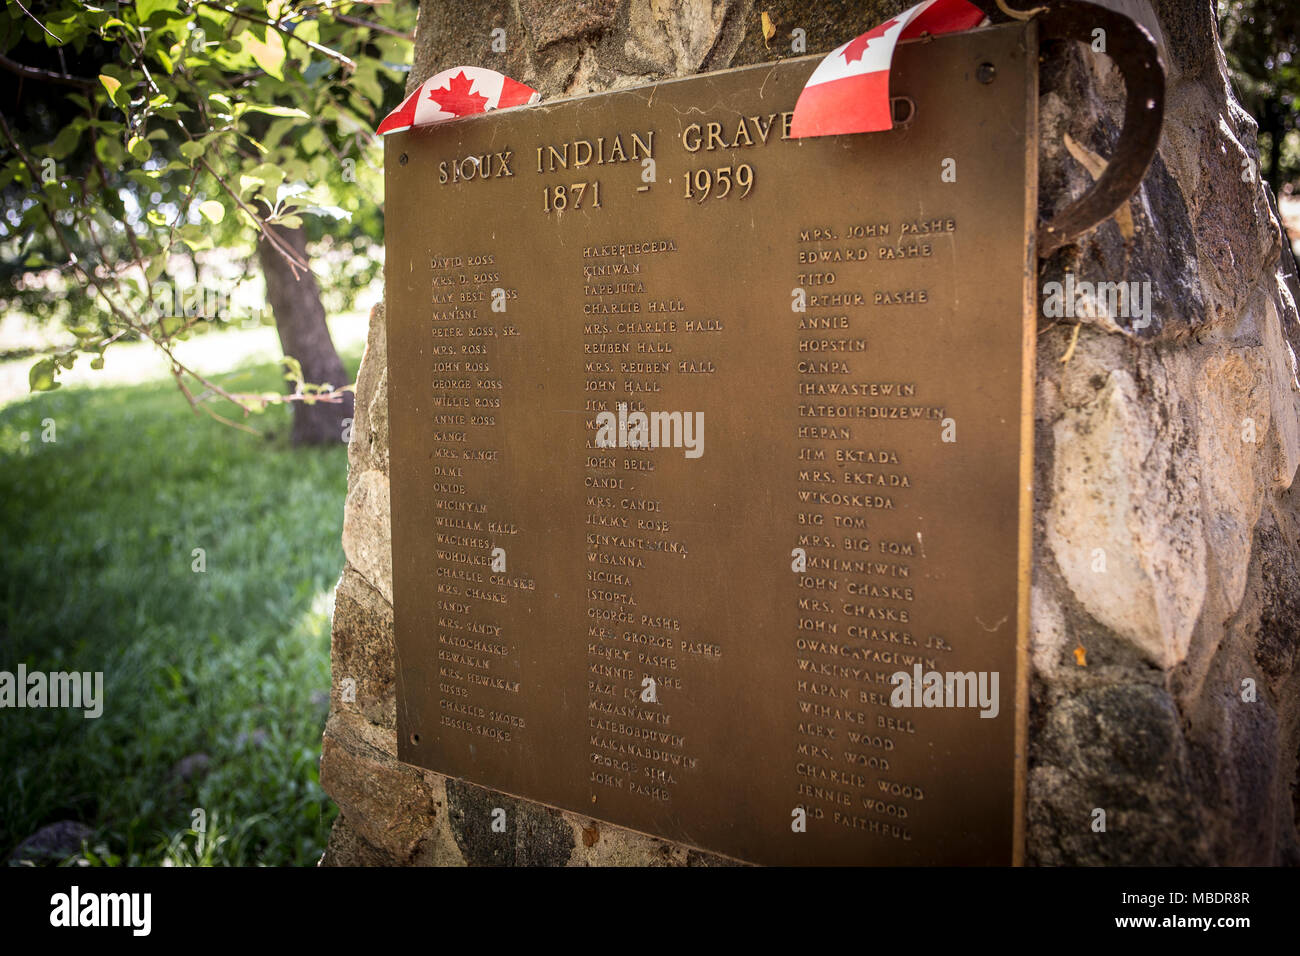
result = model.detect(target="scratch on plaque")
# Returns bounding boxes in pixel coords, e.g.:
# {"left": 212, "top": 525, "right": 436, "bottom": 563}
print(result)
{"left": 916, "top": 531, "right": 926, "bottom": 558}
{"left": 976, "top": 615, "right": 1008, "bottom": 633}
{"left": 669, "top": 102, "right": 731, "bottom": 118}
{"left": 758, "top": 64, "right": 781, "bottom": 99}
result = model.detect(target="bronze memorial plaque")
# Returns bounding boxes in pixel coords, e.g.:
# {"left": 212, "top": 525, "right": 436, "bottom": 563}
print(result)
{"left": 386, "top": 22, "right": 1036, "bottom": 865}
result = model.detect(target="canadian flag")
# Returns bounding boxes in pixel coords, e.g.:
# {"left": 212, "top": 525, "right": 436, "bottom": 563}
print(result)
{"left": 789, "top": 0, "right": 986, "bottom": 138}
{"left": 376, "top": 66, "right": 539, "bottom": 135}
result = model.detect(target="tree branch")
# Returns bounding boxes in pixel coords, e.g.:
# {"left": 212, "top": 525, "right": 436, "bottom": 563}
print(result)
{"left": 9, "top": 0, "right": 62, "bottom": 43}
{"left": 87, "top": 113, "right": 153, "bottom": 304}
{"left": 0, "top": 51, "right": 95, "bottom": 88}
{"left": 195, "top": 2, "right": 358, "bottom": 72}
{"left": 0, "top": 110, "right": 138, "bottom": 329}
{"left": 331, "top": 14, "right": 413, "bottom": 41}
{"left": 197, "top": 155, "right": 311, "bottom": 275}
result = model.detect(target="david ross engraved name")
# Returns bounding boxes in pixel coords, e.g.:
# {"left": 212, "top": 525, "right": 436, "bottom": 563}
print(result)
{"left": 387, "top": 33, "right": 1032, "bottom": 866}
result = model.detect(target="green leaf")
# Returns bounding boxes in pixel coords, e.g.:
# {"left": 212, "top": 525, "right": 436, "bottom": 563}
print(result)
{"left": 306, "top": 204, "right": 351, "bottom": 222}
{"left": 241, "top": 104, "right": 309, "bottom": 119}
{"left": 127, "top": 135, "right": 153, "bottom": 161}
{"left": 146, "top": 253, "right": 168, "bottom": 282}
{"left": 299, "top": 127, "right": 325, "bottom": 155}
{"left": 95, "top": 135, "right": 125, "bottom": 166}
{"left": 29, "top": 358, "right": 59, "bottom": 392}
{"left": 178, "top": 141, "right": 205, "bottom": 160}
{"left": 90, "top": 356, "right": 105, "bottom": 370}
{"left": 177, "top": 224, "right": 214, "bottom": 251}
{"left": 277, "top": 182, "right": 310, "bottom": 201}
{"left": 136, "top": 0, "right": 177, "bottom": 22}
{"left": 350, "top": 61, "right": 385, "bottom": 109}
{"left": 302, "top": 59, "right": 334, "bottom": 84}
{"left": 99, "top": 74, "right": 122, "bottom": 99}
{"left": 47, "top": 123, "right": 82, "bottom": 160}
{"left": 243, "top": 28, "right": 286, "bottom": 81}
{"left": 198, "top": 200, "right": 225, "bottom": 224}
{"left": 43, "top": 17, "right": 78, "bottom": 46}
{"left": 253, "top": 162, "right": 285, "bottom": 191}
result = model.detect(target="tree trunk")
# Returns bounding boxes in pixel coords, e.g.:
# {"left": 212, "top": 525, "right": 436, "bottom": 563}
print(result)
{"left": 257, "top": 225, "right": 354, "bottom": 446}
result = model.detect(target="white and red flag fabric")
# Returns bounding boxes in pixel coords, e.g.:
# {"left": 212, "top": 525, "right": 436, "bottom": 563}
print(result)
{"left": 789, "top": 0, "right": 986, "bottom": 138}
{"left": 376, "top": 66, "right": 539, "bottom": 135}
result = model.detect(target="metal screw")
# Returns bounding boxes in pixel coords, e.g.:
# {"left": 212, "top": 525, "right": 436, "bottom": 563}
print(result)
{"left": 976, "top": 62, "right": 996, "bottom": 84}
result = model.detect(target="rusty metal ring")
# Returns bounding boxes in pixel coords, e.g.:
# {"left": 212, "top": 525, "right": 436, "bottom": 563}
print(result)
{"left": 1031, "top": 0, "right": 1166, "bottom": 255}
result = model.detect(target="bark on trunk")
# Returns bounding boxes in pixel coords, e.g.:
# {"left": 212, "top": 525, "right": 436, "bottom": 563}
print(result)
{"left": 257, "top": 224, "right": 354, "bottom": 446}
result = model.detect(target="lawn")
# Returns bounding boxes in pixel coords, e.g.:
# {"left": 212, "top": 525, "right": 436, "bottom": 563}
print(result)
{"left": 0, "top": 353, "right": 357, "bottom": 866}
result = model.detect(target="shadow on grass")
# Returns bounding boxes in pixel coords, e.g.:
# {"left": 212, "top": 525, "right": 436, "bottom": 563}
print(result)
{"left": 0, "top": 355, "right": 360, "bottom": 866}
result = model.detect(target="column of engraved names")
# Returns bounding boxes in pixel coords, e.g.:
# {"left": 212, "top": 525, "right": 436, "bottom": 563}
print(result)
{"left": 581, "top": 238, "right": 711, "bottom": 806}
{"left": 428, "top": 252, "right": 533, "bottom": 747}
{"left": 790, "top": 217, "right": 957, "bottom": 844}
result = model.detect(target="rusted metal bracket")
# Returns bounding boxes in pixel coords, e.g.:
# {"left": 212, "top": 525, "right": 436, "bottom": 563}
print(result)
{"left": 978, "top": 0, "right": 1166, "bottom": 255}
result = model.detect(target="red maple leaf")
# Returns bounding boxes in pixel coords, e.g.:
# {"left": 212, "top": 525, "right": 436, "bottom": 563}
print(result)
{"left": 428, "top": 71, "right": 489, "bottom": 116}
{"left": 842, "top": 18, "right": 899, "bottom": 65}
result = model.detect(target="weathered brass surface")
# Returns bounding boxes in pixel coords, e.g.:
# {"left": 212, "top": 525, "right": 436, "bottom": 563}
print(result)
{"left": 386, "top": 23, "right": 1036, "bottom": 865}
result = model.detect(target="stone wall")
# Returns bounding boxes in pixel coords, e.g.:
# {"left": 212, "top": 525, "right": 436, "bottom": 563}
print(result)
{"left": 320, "top": 0, "right": 1300, "bottom": 865}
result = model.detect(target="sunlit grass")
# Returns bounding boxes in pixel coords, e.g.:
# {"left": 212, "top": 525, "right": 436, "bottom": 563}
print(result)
{"left": 0, "top": 354, "right": 357, "bottom": 866}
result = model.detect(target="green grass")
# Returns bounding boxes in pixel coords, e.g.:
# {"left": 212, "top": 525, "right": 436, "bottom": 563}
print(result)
{"left": 0, "top": 355, "right": 357, "bottom": 866}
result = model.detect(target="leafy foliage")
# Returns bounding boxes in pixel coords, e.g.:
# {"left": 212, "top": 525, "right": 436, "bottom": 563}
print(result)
{"left": 0, "top": 1, "right": 410, "bottom": 415}
{"left": 1220, "top": 0, "right": 1300, "bottom": 190}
